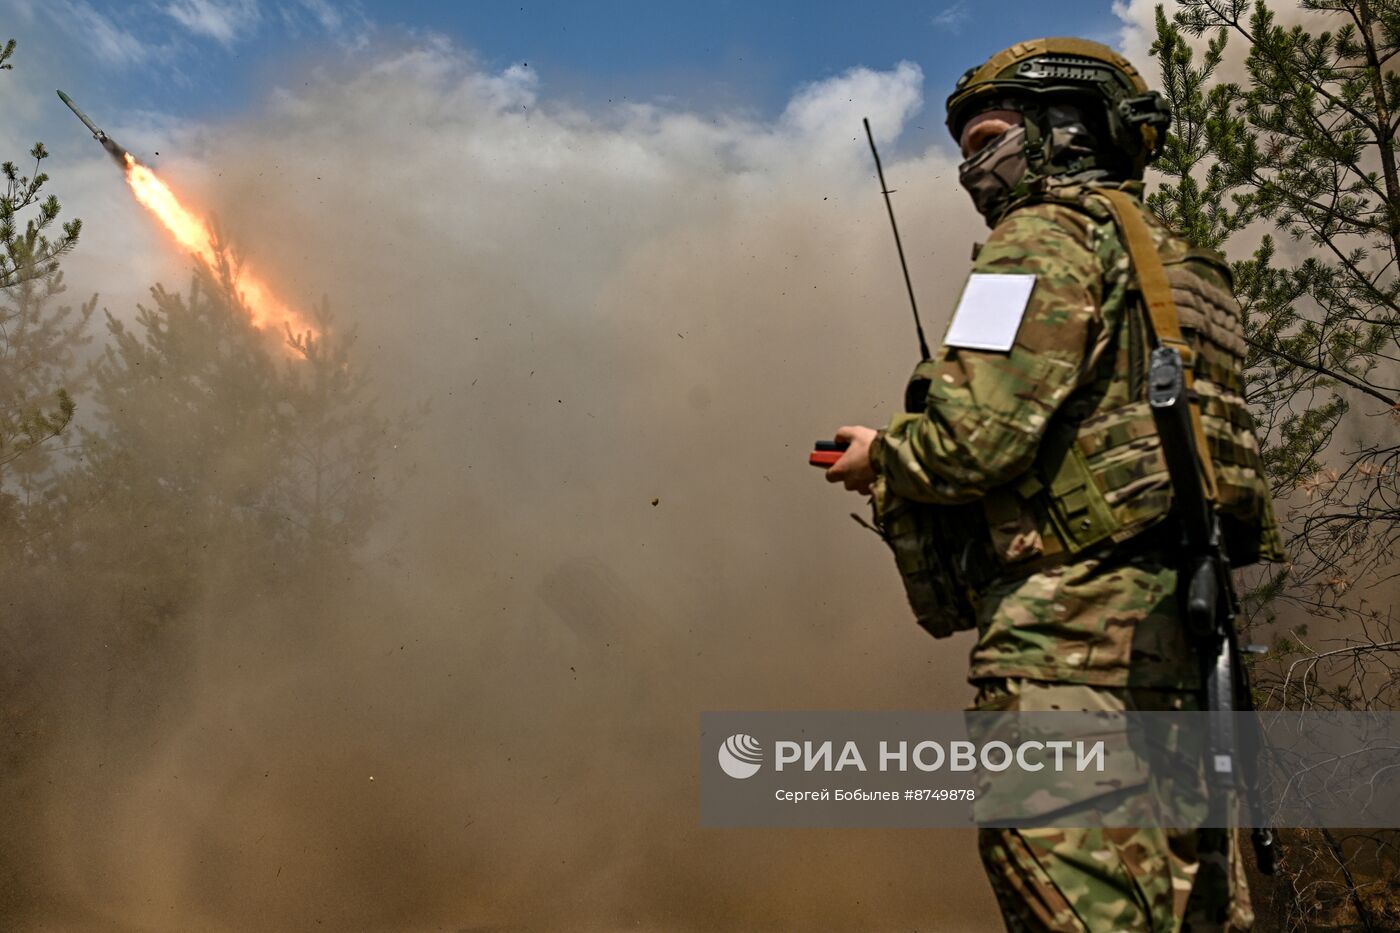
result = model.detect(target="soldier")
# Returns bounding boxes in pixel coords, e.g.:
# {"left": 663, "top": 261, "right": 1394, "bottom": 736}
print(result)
{"left": 824, "top": 39, "right": 1283, "bottom": 932}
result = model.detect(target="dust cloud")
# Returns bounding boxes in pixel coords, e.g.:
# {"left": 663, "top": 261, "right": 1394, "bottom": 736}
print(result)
{"left": 5, "top": 41, "right": 1006, "bottom": 932}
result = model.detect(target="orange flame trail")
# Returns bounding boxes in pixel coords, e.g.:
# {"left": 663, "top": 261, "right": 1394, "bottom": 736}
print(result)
{"left": 123, "top": 153, "right": 312, "bottom": 337}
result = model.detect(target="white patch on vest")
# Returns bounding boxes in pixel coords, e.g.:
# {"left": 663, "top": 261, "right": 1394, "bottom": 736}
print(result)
{"left": 943, "top": 273, "right": 1037, "bottom": 352}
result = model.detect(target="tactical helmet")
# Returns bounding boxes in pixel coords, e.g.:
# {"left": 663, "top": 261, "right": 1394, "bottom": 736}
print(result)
{"left": 946, "top": 38, "right": 1170, "bottom": 177}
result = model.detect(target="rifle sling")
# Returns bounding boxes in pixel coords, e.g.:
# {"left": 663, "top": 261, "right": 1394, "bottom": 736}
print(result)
{"left": 1097, "top": 188, "right": 1220, "bottom": 503}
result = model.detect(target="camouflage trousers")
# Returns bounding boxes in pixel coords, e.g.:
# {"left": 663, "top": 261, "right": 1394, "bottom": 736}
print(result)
{"left": 973, "top": 679, "right": 1253, "bottom": 932}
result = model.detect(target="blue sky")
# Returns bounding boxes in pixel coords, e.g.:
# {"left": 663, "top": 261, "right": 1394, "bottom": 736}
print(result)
{"left": 6, "top": 0, "right": 1126, "bottom": 144}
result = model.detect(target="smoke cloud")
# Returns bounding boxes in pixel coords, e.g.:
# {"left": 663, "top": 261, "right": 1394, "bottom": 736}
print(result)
{"left": 1113, "top": 0, "right": 1355, "bottom": 81}
{"left": 7, "top": 39, "right": 1008, "bottom": 932}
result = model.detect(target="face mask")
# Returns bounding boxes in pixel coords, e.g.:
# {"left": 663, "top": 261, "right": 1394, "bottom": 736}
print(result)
{"left": 958, "top": 125, "right": 1029, "bottom": 224}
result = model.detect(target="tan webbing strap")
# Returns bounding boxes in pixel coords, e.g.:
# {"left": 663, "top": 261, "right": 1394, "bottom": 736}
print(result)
{"left": 1098, "top": 188, "right": 1220, "bottom": 502}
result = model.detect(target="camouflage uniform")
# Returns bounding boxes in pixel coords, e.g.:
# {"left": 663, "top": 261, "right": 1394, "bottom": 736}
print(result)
{"left": 971, "top": 680, "right": 1252, "bottom": 932}
{"left": 869, "top": 177, "right": 1267, "bottom": 930}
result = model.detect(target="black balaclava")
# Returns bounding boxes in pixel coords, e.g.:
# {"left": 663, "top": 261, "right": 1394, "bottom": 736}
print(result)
{"left": 958, "top": 100, "right": 1123, "bottom": 225}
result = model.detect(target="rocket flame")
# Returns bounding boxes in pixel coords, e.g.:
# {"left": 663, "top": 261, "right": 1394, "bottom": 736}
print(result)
{"left": 123, "top": 153, "right": 312, "bottom": 338}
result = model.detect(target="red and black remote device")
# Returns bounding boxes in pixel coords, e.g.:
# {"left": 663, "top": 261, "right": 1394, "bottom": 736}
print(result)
{"left": 809, "top": 439, "right": 850, "bottom": 468}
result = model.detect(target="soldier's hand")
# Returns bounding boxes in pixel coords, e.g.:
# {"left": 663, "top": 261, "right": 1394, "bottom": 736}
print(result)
{"left": 826, "top": 425, "right": 878, "bottom": 495}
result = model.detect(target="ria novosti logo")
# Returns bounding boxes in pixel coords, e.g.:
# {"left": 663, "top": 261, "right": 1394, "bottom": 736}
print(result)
{"left": 718, "top": 733, "right": 763, "bottom": 779}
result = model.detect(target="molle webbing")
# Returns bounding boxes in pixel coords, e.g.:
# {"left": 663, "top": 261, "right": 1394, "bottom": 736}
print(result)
{"left": 976, "top": 186, "right": 1281, "bottom": 576}
{"left": 1097, "top": 188, "right": 1220, "bottom": 504}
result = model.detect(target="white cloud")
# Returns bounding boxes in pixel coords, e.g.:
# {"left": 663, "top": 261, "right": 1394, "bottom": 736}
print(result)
{"left": 1112, "top": 0, "right": 1171, "bottom": 70}
{"left": 59, "top": 0, "right": 151, "bottom": 66}
{"left": 163, "top": 0, "right": 261, "bottom": 45}
{"left": 295, "top": 0, "right": 343, "bottom": 32}
{"left": 931, "top": 1, "right": 971, "bottom": 34}
{"left": 3, "top": 0, "right": 38, "bottom": 24}
{"left": 283, "top": 0, "right": 372, "bottom": 50}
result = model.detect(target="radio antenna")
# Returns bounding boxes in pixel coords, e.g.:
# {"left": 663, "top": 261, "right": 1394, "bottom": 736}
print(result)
{"left": 863, "top": 117, "right": 930, "bottom": 360}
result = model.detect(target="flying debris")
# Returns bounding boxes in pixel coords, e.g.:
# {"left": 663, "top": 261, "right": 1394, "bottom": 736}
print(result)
{"left": 56, "top": 89, "right": 127, "bottom": 166}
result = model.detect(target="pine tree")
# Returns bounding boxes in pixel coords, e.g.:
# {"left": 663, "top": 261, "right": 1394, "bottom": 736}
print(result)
{"left": 0, "top": 40, "right": 82, "bottom": 289}
{"left": 0, "top": 37, "right": 92, "bottom": 513}
{"left": 0, "top": 269, "right": 93, "bottom": 510}
{"left": 1151, "top": 3, "right": 1400, "bottom": 926}
{"left": 63, "top": 244, "right": 405, "bottom": 616}
{"left": 0, "top": 43, "right": 95, "bottom": 914}
{"left": 0, "top": 36, "right": 93, "bottom": 764}
{"left": 1151, "top": 1, "right": 1399, "bottom": 606}
{"left": 280, "top": 298, "right": 405, "bottom": 574}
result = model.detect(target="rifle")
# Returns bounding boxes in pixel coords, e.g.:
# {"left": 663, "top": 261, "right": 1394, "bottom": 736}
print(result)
{"left": 1147, "top": 346, "right": 1278, "bottom": 874}
{"left": 1097, "top": 187, "right": 1277, "bottom": 874}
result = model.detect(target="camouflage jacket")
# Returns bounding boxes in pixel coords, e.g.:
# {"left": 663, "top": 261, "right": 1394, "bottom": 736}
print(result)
{"left": 870, "top": 179, "right": 1233, "bottom": 689}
